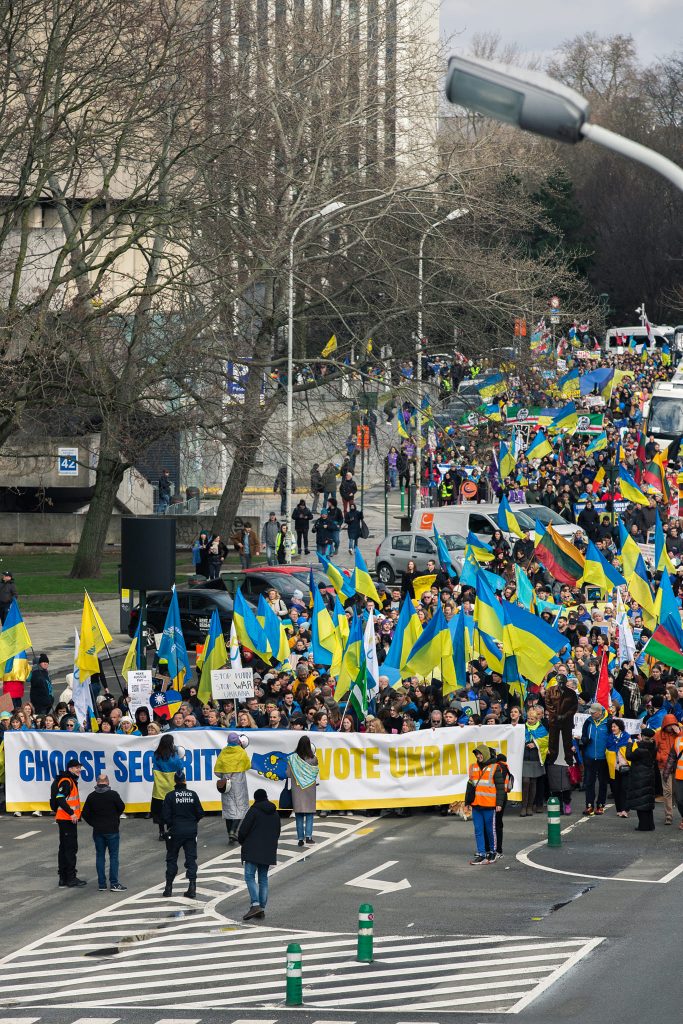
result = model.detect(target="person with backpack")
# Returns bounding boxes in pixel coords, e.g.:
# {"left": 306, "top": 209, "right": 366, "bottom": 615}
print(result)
{"left": 465, "top": 745, "right": 507, "bottom": 864}
{"left": 52, "top": 758, "right": 87, "bottom": 888}
{"left": 493, "top": 752, "right": 514, "bottom": 857}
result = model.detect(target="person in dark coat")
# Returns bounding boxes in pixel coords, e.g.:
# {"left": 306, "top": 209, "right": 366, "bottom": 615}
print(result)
{"left": 344, "top": 502, "right": 364, "bottom": 554}
{"left": 545, "top": 675, "right": 578, "bottom": 766}
{"left": 292, "top": 500, "right": 313, "bottom": 555}
{"left": 29, "top": 654, "right": 53, "bottom": 714}
{"left": 0, "top": 570, "right": 18, "bottom": 623}
{"left": 237, "top": 787, "right": 281, "bottom": 921}
{"left": 162, "top": 770, "right": 204, "bottom": 899}
{"left": 626, "top": 729, "right": 656, "bottom": 832}
{"left": 577, "top": 501, "right": 600, "bottom": 541}
{"left": 81, "top": 772, "right": 127, "bottom": 891}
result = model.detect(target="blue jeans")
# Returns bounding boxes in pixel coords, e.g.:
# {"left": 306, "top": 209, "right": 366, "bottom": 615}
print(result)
{"left": 93, "top": 832, "right": 120, "bottom": 887}
{"left": 295, "top": 812, "right": 314, "bottom": 840}
{"left": 471, "top": 806, "right": 496, "bottom": 857}
{"left": 244, "top": 862, "right": 269, "bottom": 908}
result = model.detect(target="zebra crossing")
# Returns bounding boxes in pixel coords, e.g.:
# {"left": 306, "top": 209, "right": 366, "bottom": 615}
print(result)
{"left": 0, "top": 813, "right": 602, "bottom": 1016}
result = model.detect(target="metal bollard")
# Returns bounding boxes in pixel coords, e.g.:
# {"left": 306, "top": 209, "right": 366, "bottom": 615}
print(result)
{"left": 547, "top": 796, "right": 561, "bottom": 848}
{"left": 400, "top": 485, "right": 405, "bottom": 512}
{"left": 357, "top": 903, "right": 374, "bottom": 962}
{"left": 285, "top": 942, "right": 303, "bottom": 1005}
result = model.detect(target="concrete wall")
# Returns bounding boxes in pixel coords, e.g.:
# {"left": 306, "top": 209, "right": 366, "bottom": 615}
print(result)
{"left": 0, "top": 512, "right": 261, "bottom": 550}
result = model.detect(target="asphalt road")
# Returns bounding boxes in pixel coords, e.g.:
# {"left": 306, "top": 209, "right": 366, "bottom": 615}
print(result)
{"left": 2, "top": 802, "right": 682, "bottom": 1023}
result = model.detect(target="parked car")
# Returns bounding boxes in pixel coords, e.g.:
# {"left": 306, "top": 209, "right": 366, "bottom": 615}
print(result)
{"left": 128, "top": 588, "right": 236, "bottom": 644}
{"left": 412, "top": 503, "right": 579, "bottom": 542}
{"left": 220, "top": 566, "right": 338, "bottom": 606}
{"left": 374, "top": 530, "right": 467, "bottom": 584}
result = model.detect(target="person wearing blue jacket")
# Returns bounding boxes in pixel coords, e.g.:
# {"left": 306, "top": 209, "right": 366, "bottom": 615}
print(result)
{"left": 580, "top": 703, "right": 612, "bottom": 816}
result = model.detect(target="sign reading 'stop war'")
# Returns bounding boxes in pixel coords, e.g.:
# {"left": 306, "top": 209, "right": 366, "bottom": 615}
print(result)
{"left": 4, "top": 726, "right": 524, "bottom": 812}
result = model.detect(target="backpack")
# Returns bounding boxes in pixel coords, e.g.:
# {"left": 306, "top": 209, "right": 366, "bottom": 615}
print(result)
{"left": 496, "top": 761, "right": 515, "bottom": 794}
{"left": 49, "top": 773, "right": 68, "bottom": 813}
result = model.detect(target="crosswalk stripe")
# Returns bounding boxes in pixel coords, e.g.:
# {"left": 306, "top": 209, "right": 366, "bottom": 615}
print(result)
{"left": 0, "top": 1018, "right": 41, "bottom": 1023}
{"left": 152, "top": 1019, "right": 202, "bottom": 1023}
{"left": 70, "top": 1018, "right": 121, "bottom": 1024}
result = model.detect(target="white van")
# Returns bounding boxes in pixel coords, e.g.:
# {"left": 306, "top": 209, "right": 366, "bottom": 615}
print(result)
{"left": 603, "top": 325, "right": 676, "bottom": 356}
{"left": 411, "top": 503, "right": 579, "bottom": 542}
{"left": 645, "top": 379, "right": 683, "bottom": 445}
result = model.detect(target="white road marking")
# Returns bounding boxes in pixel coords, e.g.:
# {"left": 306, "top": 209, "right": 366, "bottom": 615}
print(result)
{"left": 230, "top": 1019, "right": 278, "bottom": 1024}
{"left": 509, "top": 937, "right": 603, "bottom": 1014}
{"left": 153, "top": 1020, "right": 201, "bottom": 1024}
{"left": 345, "top": 860, "right": 410, "bottom": 895}
{"left": 70, "top": 1018, "right": 120, "bottom": 1024}
{"left": 13, "top": 831, "right": 40, "bottom": 840}
{"left": 0, "top": 1018, "right": 41, "bottom": 1023}
{"left": 517, "top": 834, "right": 683, "bottom": 884}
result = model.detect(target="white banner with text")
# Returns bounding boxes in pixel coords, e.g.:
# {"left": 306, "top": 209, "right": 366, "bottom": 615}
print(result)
{"left": 4, "top": 725, "right": 524, "bottom": 812}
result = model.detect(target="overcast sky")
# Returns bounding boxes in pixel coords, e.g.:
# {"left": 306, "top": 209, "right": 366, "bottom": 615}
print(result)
{"left": 441, "top": 0, "right": 682, "bottom": 65}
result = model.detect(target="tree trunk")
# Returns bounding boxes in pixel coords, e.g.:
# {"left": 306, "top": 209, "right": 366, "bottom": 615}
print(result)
{"left": 213, "top": 372, "right": 278, "bottom": 537}
{"left": 70, "top": 444, "right": 126, "bottom": 578}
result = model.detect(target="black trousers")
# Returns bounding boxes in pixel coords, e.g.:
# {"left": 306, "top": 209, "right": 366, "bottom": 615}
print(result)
{"left": 636, "top": 809, "right": 655, "bottom": 831}
{"left": 584, "top": 758, "right": 609, "bottom": 808}
{"left": 58, "top": 821, "right": 78, "bottom": 882}
{"left": 166, "top": 835, "right": 198, "bottom": 883}
{"left": 295, "top": 527, "right": 309, "bottom": 552}
{"left": 495, "top": 803, "right": 506, "bottom": 853}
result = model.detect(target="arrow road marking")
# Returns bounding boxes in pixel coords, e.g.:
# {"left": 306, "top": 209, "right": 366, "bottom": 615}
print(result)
{"left": 345, "top": 860, "right": 411, "bottom": 895}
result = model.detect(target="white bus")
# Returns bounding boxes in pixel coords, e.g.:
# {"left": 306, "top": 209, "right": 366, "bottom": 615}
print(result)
{"left": 603, "top": 324, "right": 676, "bottom": 356}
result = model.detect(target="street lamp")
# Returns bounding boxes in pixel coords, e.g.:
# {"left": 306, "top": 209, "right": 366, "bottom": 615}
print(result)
{"left": 445, "top": 54, "right": 683, "bottom": 193}
{"left": 286, "top": 200, "right": 346, "bottom": 550}
{"left": 415, "top": 208, "right": 469, "bottom": 513}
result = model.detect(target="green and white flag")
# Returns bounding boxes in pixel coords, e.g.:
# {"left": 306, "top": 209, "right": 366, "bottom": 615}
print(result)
{"left": 348, "top": 660, "right": 369, "bottom": 722}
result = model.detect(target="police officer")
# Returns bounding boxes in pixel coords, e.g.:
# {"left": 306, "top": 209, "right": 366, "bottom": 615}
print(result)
{"left": 54, "top": 757, "right": 87, "bottom": 888}
{"left": 162, "top": 770, "right": 204, "bottom": 899}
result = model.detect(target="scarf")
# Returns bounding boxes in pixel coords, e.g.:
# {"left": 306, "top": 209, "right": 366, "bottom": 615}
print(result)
{"left": 525, "top": 720, "right": 549, "bottom": 765}
{"left": 288, "top": 752, "right": 319, "bottom": 789}
{"left": 214, "top": 746, "right": 251, "bottom": 775}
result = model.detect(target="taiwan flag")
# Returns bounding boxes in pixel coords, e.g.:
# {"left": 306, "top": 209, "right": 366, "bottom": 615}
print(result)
{"left": 150, "top": 689, "right": 183, "bottom": 720}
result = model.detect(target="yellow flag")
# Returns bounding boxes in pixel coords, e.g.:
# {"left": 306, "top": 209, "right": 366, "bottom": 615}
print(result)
{"left": 366, "top": 338, "right": 373, "bottom": 354}
{"left": 76, "top": 592, "right": 112, "bottom": 679}
{"left": 321, "top": 334, "right": 337, "bottom": 358}
{"left": 121, "top": 636, "right": 137, "bottom": 679}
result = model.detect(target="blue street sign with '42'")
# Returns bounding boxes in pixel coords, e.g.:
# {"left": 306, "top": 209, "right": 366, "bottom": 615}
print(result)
{"left": 57, "top": 447, "right": 79, "bottom": 476}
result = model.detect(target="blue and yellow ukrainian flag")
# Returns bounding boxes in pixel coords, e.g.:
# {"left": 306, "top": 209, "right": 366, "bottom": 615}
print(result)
{"left": 310, "top": 587, "right": 338, "bottom": 668}
{"left": 501, "top": 600, "right": 567, "bottom": 685}
{"left": 526, "top": 429, "right": 553, "bottom": 461}
{"left": 354, "top": 548, "right": 381, "bottom": 604}
{"left": 618, "top": 466, "right": 650, "bottom": 507}
{"left": 318, "top": 553, "right": 355, "bottom": 599}
{"left": 655, "top": 509, "right": 676, "bottom": 575}
{"left": 335, "top": 610, "right": 363, "bottom": 700}
{"left": 233, "top": 587, "right": 271, "bottom": 661}
{"left": 499, "top": 440, "right": 516, "bottom": 479}
{"left": 384, "top": 596, "right": 422, "bottom": 685}
{"left": 549, "top": 402, "right": 578, "bottom": 435}
{"left": 586, "top": 431, "right": 608, "bottom": 455}
{"left": 581, "top": 540, "right": 626, "bottom": 594}
{"left": 628, "top": 554, "right": 656, "bottom": 629}
{"left": 474, "top": 570, "right": 504, "bottom": 672}
{"left": 557, "top": 368, "right": 580, "bottom": 398}
{"left": 618, "top": 518, "right": 642, "bottom": 581}
{"left": 466, "top": 531, "right": 494, "bottom": 562}
{"left": 257, "top": 594, "right": 290, "bottom": 668}
{"left": 497, "top": 494, "right": 525, "bottom": 538}
{"left": 403, "top": 605, "right": 456, "bottom": 693}
{"left": 198, "top": 609, "right": 228, "bottom": 702}
{"left": 0, "top": 599, "right": 31, "bottom": 667}
{"left": 476, "top": 373, "right": 506, "bottom": 399}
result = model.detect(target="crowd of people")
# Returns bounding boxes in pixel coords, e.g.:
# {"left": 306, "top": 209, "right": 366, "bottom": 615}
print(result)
{"left": 3, "top": 336, "right": 683, "bottom": 876}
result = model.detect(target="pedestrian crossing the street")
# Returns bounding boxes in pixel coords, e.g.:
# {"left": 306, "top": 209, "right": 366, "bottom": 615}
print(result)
{"left": 0, "top": 814, "right": 601, "bottom": 1016}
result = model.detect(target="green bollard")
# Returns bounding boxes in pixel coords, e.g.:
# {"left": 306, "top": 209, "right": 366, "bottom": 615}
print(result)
{"left": 547, "top": 796, "right": 561, "bottom": 848}
{"left": 285, "top": 942, "right": 303, "bottom": 1005}
{"left": 357, "top": 903, "right": 374, "bottom": 962}
{"left": 400, "top": 485, "right": 405, "bottom": 513}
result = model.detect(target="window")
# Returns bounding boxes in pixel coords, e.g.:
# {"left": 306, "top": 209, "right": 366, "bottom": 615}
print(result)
{"left": 392, "top": 534, "right": 411, "bottom": 551}
{"left": 189, "top": 593, "right": 217, "bottom": 614}
{"left": 468, "top": 514, "right": 495, "bottom": 536}
{"left": 414, "top": 535, "right": 435, "bottom": 554}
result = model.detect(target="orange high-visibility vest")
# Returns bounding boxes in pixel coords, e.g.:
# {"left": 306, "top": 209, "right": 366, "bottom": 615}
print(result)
{"left": 55, "top": 775, "right": 81, "bottom": 821}
{"left": 468, "top": 763, "right": 497, "bottom": 807}
{"left": 674, "top": 736, "right": 683, "bottom": 782}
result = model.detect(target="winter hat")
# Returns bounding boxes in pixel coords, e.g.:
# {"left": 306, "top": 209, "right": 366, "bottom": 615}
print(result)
{"left": 292, "top": 589, "right": 304, "bottom": 600}
{"left": 227, "top": 731, "right": 240, "bottom": 746}
{"left": 641, "top": 727, "right": 655, "bottom": 738}
{"left": 254, "top": 788, "right": 268, "bottom": 801}
{"left": 174, "top": 770, "right": 186, "bottom": 785}
{"left": 66, "top": 758, "right": 83, "bottom": 769}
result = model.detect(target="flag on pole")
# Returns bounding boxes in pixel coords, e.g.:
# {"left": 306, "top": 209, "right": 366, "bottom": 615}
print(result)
{"left": 321, "top": 334, "right": 337, "bottom": 357}
{"left": 0, "top": 599, "right": 32, "bottom": 666}
{"left": 76, "top": 592, "right": 112, "bottom": 681}
{"left": 198, "top": 609, "right": 228, "bottom": 703}
{"left": 156, "top": 587, "right": 191, "bottom": 690}
{"left": 364, "top": 611, "right": 380, "bottom": 702}
{"left": 71, "top": 629, "right": 98, "bottom": 732}
{"left": 229, "top": 620, "right": 242, "bottom": 670}
{"left": 594, "top": 651, "right": 611, "bottom": 710}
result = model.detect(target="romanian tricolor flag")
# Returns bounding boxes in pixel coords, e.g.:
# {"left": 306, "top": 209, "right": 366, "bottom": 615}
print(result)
{"left": 591, "top": 466, "right": 605, "bottom": 493}
{"left": 534, "top": 521, "right": 585, "bottom": 585}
